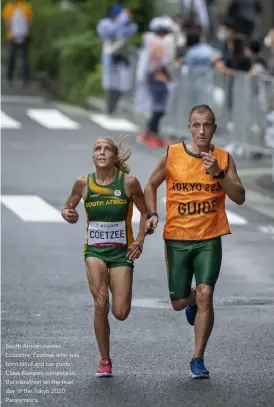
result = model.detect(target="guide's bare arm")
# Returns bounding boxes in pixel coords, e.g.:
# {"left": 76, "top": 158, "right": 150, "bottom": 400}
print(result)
{"left": 144, "top": 153, "right": 167, "bottom": 230}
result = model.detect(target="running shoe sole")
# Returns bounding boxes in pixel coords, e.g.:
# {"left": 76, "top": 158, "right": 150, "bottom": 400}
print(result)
{"left": 95, "top": 372, "right": 113, "bottom": 377}
{"left": 190, "top": 372, "right": 210, "bottom": 379}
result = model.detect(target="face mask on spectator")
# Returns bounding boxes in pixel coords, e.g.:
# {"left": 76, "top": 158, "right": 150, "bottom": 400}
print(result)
{"left": 264, "top": 36, "right": 271, "bottom": 47}
{"left": 217, "top": 30, "right": 227, "bottom": 42}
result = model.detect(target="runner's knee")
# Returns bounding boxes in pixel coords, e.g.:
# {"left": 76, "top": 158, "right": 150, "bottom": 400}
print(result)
{"left": 171, "top": 299, "right": 188, "bottom": 311}
{"left": 112, "top": 304, "right": 131, "bottom": 321}
{"left": 94, "top": 297, "right": 109, "bottom": 316}
{"left": 196, "top": 285, "right": 213, "bottom": 310}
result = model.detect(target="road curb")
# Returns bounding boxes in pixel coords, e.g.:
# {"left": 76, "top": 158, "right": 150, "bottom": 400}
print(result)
{"left": 1, "top": 95, "right": 46, "bottom": 104}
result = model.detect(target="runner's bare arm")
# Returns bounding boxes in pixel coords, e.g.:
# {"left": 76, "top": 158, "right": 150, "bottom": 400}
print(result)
{"left": 61, "top": 176, "right": 86, "bottom": 223}
{"left": 219, "top": 155, "right": 245, "bottom": 205}
{"left": 125, "top": 176, "right": 149, "bottom": 260}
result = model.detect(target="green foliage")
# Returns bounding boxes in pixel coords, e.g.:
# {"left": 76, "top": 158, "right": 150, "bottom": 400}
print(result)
{"left": 2, "top": 0, "right": 154, "bottom": 104}
{"left": 55, "top": 31, "right": 102, "bottom": 102}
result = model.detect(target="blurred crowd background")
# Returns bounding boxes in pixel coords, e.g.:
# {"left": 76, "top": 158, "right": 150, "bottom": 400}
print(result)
{"left": 2, "top": 0, "right": 274, "bottom": 154}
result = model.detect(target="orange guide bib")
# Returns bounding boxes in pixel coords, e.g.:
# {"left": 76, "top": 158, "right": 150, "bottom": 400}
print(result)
{"left": 163, "top": 143, "right": 231, "bottom": 241}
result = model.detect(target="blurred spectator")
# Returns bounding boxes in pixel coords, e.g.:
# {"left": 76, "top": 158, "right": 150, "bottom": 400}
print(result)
{"left": 226, "top": 0, "right": 263, "bottom": 37}
{"left": 215, "top": 35, "right": 252, "bottom": 118}
{"left": 181, "top": 0, "right": 209, "bottom": 39}
{"left": 216, "top": 35, "right": 252, "bottom": 75}
{"left": 263, "top": 28, "right": 274, "bottom": 75}
{"left": 205, "top": 0, "right": 218, "bottom": 40}
{"left": 135, "top": 17, "right": 174, "bottom": 148}
{"left": 245, "top": 39, "right": 267, "bottom": 76}
{"left": 226, "top": 35, "right": 252, "bottom": 72}
{"left": 184, "top": 29, "right": 221, "bottom": 68}
{"left": 2, "top": 0, "right": 33, "bottom": 87}
{"left": 216, "top": 18, "right": 235, "bottom": 63}
{"left": 169, "top": 15, "right": 186, "bottom": 58}
{"left": 96, "top": 5, "right": 138, "bottom": 115}
{"left": 180, "top": 28, "right": 221, "bottom": 107}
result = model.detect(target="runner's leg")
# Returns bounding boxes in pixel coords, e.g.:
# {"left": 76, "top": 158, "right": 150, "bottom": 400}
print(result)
{"left": 165, "top": 240, "right": 196, "bottom": 310}
{"left": 193, "top": 238, "right": 222, "bottom": 360}
{"left": 193, "top": 284, "right": 214, "bottom": 360}
{"left": 109, "top": 266, "right": 133, "bottom": 321}
{"left": 85, "top": 257, "right": 110, "bottom": 359}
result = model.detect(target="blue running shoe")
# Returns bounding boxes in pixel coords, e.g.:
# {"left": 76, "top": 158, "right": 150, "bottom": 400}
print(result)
{"left": 185, "top": 304, "right": 198, "bottom": 326}
{"left": 190, "top": 358, "right": 210, "bottom": 379}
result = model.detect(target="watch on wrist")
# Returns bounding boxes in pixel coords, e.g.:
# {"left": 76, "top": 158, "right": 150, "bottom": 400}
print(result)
{"left": 148, "top": 212, "right": 158, "bottom": 219}
{"left": 214, "top": 170, "right": 225, "bottom": 179}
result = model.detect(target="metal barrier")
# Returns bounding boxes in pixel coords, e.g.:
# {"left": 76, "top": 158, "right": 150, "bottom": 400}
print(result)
{"left": 119, "top": 54, "right": 274, "bottom": 159}
{"left": 160, "top": 66, "right": 274, "bottom": 157}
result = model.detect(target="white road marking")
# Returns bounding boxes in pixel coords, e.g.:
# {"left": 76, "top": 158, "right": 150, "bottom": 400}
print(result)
{"left": 90, "top": 113, "right": 139, "bottom": 132}
{"left": 161, "top": 197, "right": 247, "bottom": 225}
{"left": 55, "top": 102, "right": 90, "bottom": 117}
{"left": 258, "top": 225, "right": 274, "bottom": 234}
{"left": 131, "top": 298, "right": 170, "bottom": 309}
{"left": 258, "top": 225, "right": 274, "bottom": 240}
{"left": 1, "top": 110, "right": 21, "bottom": 129}
{"left": 226, "top": 210, "right": 247, "bottom": 225}
{"left": 0, "top": 195, "right": 64, "bottom": 222}
{"left": 27, "top": 109, "right": 80, "bottom": 129}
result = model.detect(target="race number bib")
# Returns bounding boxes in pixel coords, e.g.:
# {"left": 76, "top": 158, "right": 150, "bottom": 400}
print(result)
{"left": 88, "top": 221, "right": 126, "bottom": 247}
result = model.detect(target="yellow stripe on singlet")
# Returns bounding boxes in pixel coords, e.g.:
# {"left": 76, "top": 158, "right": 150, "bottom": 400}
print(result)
{"left": 126, "top": 201, "right": 134, "bottom": 247}
{"left": 88, "top": 176, "right": 113, "bottom": 195}
{"left": 83, "top": 206, "right": 89, "bottom": 256}
{"left": 118, "top": 170, "right": 123, "bottom": 181}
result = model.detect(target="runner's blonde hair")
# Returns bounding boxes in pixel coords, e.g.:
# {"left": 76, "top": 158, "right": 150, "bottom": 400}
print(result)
{"left": 96, "top": 135, "right": 131, "bottom": 174}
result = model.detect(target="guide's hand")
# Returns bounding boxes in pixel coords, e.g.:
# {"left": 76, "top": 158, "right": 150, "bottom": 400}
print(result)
{"left": 145, "top": 215, "right": 158, "bottom": 234}
{"left": 62, "top": 203, "right": 79, "bottom": 224}
{"left": 201, "top": 151, "right": 221, "bottom": 176}
{"left": 126, "top": 240, "right": 143, "bottom": 261}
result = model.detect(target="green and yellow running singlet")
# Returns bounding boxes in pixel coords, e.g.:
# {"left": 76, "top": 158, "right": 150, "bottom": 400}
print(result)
{"left": 83, "top": 170, "right": 134, "bottom": 267}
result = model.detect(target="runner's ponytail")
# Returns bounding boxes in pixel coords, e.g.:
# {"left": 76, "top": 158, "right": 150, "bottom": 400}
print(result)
{"left": 105, "top": 136, "right": 131, "bottom": 174}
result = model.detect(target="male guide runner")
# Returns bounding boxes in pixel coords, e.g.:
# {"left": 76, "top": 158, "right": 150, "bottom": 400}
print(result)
{"left": 62, "top": 137, "right": 148, "bottom": 377}
{"left": 145, "top": 104, "right": 245, "bottom": 378}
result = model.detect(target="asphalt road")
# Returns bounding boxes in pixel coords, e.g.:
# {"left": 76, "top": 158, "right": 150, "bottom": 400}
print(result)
{"left": 1, "top": 96, "right": 274, "bottom": 407}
